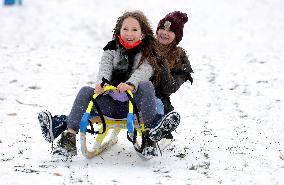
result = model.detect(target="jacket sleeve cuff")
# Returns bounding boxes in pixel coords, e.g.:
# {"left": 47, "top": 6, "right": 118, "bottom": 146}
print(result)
{"left": 126, "top": 81, "right": 137, "bottom": 92}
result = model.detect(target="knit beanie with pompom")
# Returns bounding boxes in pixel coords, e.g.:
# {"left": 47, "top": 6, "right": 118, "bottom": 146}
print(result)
{"left": 157, "top": 11, "right": 188, "bottom": 44}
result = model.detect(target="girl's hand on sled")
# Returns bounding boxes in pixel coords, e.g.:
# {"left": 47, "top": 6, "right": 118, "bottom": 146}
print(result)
{"left": 117, "top": 82, "right": 134, "bottom": 92}
{"left": 95, "top": 84, "right": 104, "bottom": 94}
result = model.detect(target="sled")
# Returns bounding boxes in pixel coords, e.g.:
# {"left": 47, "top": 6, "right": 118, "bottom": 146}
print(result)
{"left": 79, "top": 85, "right": 145, "bottom": 159}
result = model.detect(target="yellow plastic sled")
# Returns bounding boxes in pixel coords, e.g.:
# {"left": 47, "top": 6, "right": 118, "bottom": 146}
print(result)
{"left": 79, "top": 85, "right": 144, "bottom": 159}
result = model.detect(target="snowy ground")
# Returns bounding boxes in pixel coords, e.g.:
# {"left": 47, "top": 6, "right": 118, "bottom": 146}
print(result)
{"left": 1, "top": 0, "right": 284, "bottom": 184}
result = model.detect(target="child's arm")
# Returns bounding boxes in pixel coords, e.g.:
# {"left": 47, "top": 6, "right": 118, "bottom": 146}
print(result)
{"left": 158, "top": 64, "right": 187, "bottom": 95}
{"left": 126, "top": 60, "right": 153, "bottom": 92}
{"left": 180, "top": 52, "right": 194, "bottom": 83}
{"left": 96, "top": 50, "right": 115, "bottom": 85}
{"left": 158, "top": 54, "right": 193, "bottom": 95}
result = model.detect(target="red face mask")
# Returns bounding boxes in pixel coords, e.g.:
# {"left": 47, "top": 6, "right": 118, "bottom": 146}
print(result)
{"left": 117, "top": 35, "right": 142, "bottom": 50}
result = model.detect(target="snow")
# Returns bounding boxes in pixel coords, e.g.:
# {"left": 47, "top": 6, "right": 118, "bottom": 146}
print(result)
{"left": 1, "top": 0, "right": 284, "bottom": 184}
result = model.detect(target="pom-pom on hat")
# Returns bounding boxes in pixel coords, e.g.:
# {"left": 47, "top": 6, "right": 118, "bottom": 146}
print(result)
{"left": 157, "top": 11, "right": 188, "bottom": 45}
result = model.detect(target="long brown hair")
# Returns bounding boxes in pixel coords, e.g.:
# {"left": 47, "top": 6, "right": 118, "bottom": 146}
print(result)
{"left": 158, "top": 41, "right": 184, "bottom": 70}
{"left": 113, "top": 11, "right": 162, "bottom": 85}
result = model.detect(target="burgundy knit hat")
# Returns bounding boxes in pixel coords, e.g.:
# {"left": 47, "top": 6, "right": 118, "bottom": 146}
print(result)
{"left": 157, "top": 11, "right": 188, "bottom": 45}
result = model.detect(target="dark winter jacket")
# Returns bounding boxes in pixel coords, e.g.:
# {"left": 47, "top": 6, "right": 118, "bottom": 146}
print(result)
{"left": 154, "top": 50, "right": 193, "bottom": 114}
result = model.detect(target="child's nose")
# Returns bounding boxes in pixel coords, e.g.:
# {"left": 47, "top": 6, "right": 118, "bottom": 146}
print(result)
{"left": 161, "top": 32, "right": 167, "bottom": 36}
{"left": 161, "top": 30, "right": 168, "bottom": 34}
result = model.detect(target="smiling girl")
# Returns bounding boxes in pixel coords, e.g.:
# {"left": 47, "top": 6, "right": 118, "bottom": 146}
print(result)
{"left": 152, "top": 11, "right": 194, "bottom": 139}
{"left": 38, "top": 11, "right": 180, "bottom": 158}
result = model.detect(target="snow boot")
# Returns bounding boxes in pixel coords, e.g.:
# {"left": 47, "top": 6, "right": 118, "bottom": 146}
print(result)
{"left": 135, "top": 130, "right": 159, "bottom": 160}
{"left": 142, "top": 141, "right": 159, "bottom": 159}
{"left": 164, "top": 132, "right": 174, "bottom": 139}
{"left": 142, "top": 131, "right": 159, "bottom": 157}
{"left": 149, "top": 111, "right": 180, "bottom": 142}
{"left": 38, "top": 110, "right": 67, "bottom": 143}
{"left": 52, "top": 132, "right": 77, "bottom": 157}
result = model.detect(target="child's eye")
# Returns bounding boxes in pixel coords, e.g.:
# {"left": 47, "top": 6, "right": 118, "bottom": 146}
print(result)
{"left": 123, "top": 28, "right": 128, "bottom": 30}
{"left": 133, "top": 29, "right": 138, "bottom": 31}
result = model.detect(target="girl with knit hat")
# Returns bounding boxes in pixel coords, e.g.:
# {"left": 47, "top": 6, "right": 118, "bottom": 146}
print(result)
{"left": 152, "top": 11, "right": 194, "bottom": 139}
{"left": 37, "top": 11, "right": 180, "bottom": 158}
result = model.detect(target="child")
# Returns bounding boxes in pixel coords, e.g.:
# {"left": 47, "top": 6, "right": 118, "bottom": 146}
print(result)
{"left": 153, "top": 11, "right": 194, "bottom": 139}
{"left": 38, "top": 11, "right": 180, "bottom": 157}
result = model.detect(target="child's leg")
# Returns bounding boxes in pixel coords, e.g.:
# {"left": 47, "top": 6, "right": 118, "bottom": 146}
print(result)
{"left": 67, "top": 86, "right": 94, "bottom": 132}
{"left": 38, "top": 111, "right": 68, "bottom": 142}
{"left": 67, "top": 86, "right": 129, "bottom": 132}
{"left": 94, "top": 95, "right": 128, "bottom": 119}
{"left": 133, "top": 81, "right": 158, "bottom": 128}
{"left": 156, "top": 98, "right": 164, "bottom": 115}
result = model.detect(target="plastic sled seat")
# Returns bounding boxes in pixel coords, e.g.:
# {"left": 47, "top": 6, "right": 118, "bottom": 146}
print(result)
{"left": 79, "top": 85, "right": 145, "bottom": 159}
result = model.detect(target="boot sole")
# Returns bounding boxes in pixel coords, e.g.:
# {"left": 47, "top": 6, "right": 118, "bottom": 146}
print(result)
{"left": 38, "top": 111, "right": 54, "bottom": 143}
{"left": 149, "top": 111, "right": 180, "bottom": 142}
{"left": 52, "top": 147, "right": 77, "bottom": 158}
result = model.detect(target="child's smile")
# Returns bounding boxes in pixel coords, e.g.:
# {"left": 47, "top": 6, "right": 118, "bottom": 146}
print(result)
{"left": 158, "top": 35, "right": 170, "bottom": 42}
{"left": 157, "top": 29, "right": 175, "bottom": 45}
{"left": 120, "top": 17, "right": 144, "bottom": 44}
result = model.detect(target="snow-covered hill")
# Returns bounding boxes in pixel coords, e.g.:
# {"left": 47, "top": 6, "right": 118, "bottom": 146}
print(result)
{"left": 1, "top": 0, "right": 284, "bottom": 184}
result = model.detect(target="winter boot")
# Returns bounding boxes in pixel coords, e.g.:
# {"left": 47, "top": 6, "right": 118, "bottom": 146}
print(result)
{"left": 140, "top": 130, "right": 159, "bottom": 159}
{"left": 38, "top": 110, "right": 67, "bottom": 143}
{"left": 149, "top": 111, "right": 180, "bottom": 142}
{"left": 52, "top": 132, "right": 77, "bottom": 157}
{"left": 164, "top": 132, "right": 174, "bottom": 139}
